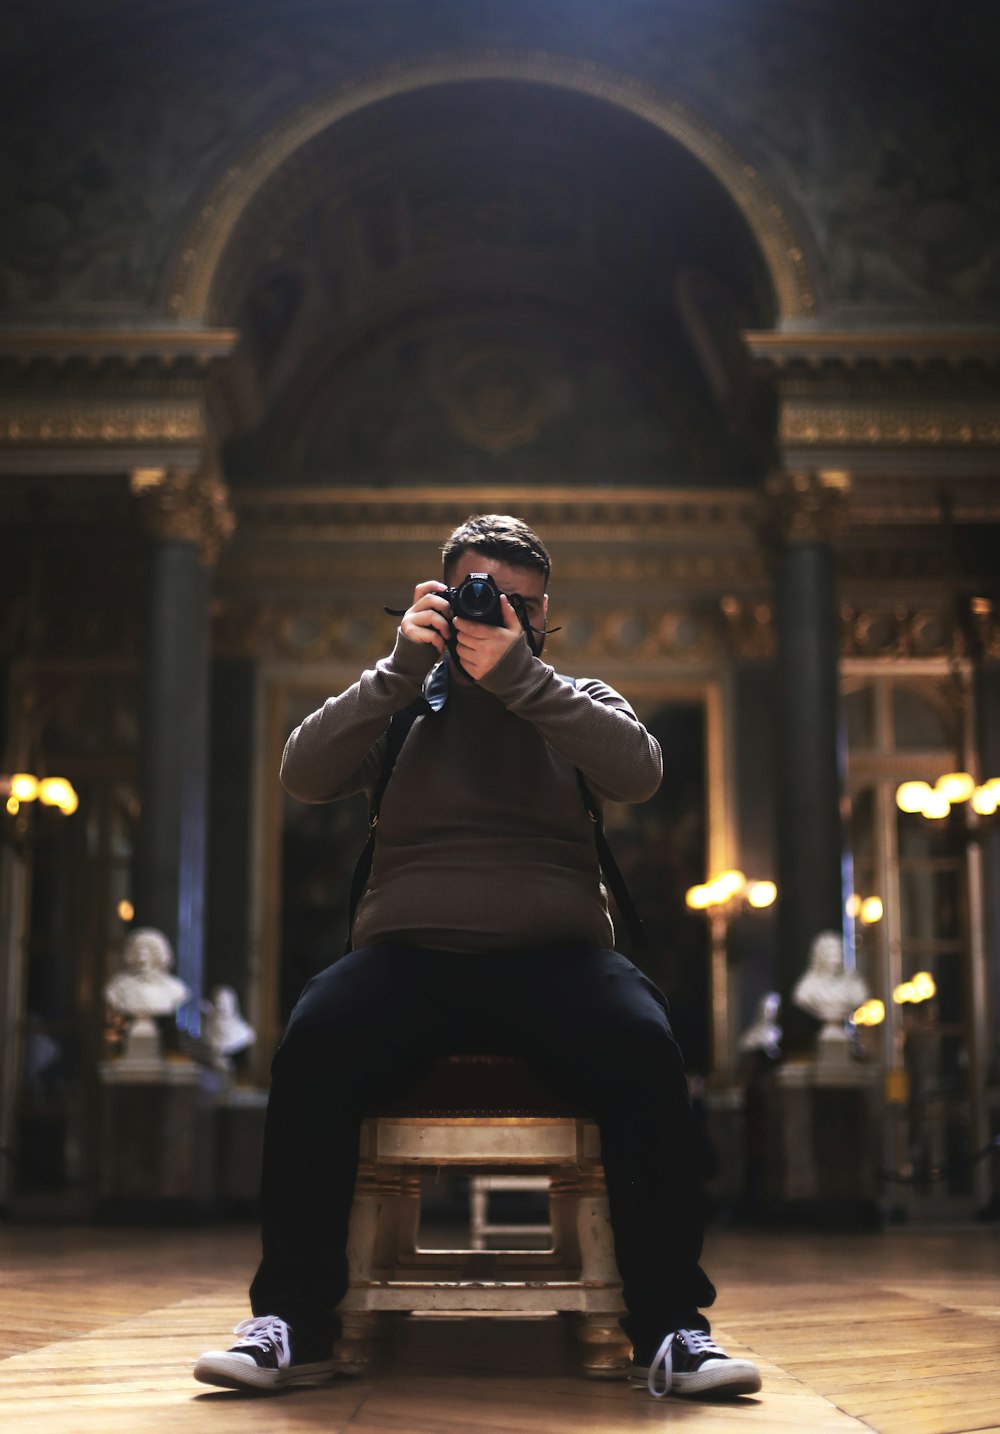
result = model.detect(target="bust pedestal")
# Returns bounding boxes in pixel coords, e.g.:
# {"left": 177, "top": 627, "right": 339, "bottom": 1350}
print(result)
{"left": 97, "top": 1058, "right": 216, "bottom": 1219}
{"left": 758, "top": 1057, "right": 883, "bottom": 1228}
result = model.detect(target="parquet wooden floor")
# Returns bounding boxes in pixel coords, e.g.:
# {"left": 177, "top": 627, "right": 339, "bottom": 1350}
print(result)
{"left": 0, "top": 1223, "right": 997, "bottom": 1433}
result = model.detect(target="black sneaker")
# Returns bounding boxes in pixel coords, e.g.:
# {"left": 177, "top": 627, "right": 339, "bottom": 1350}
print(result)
{"left": 629, "top": 1328, "right": 762, "bottom": 1398}
{"left": 194, "top": 1315, "right": 339, "bottom": 1391}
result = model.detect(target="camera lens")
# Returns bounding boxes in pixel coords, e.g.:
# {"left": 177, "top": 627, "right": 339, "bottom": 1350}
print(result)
{"left": 456, "top": 577, "right": 498, "bottom": 619}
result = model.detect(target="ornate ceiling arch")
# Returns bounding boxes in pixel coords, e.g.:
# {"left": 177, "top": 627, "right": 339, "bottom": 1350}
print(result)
{"left": 163, "top": 50, "right": 820, "bottom": 324}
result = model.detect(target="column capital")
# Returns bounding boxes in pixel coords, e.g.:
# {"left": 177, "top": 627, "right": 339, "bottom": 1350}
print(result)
{"left": 760, "top": 470, "right": 852, "bottom": 548}
{"left": 131, "top": 463, "right": 236, "bottom": 565}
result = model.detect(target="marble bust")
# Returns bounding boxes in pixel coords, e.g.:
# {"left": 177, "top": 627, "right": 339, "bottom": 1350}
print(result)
{"left": 793, "top": 931, "right": 868, "bottom": 1054}
{"left": 738, "top": 992, "right": 782, "bottom": 1060}
{"left": 105, "top": 927, "right": 190, "bottom": 1018}
{"left": 105, "top": 927, "right": 190, "bottom": 1066}
{"left": 202, "top": 985, "right": 256, "bottom": 1071}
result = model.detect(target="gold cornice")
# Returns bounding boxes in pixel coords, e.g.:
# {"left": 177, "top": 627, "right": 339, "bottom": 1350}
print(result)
{"left": 230, "top": 485, "right": 761, "bottom": 536}
{"left": 0, "top": 329, "right": 238, "bottom": 365}
{"left": 166, "top": 50, "right": 816, "bottom": 322}
{"left": 781, "top": 405, "right": 1000, "bottom": 446}
{"left": 745, "top": 330, "right": 1000, "bottom": 368}
{"left": 0, "top": 400, "right": 205, "bottom": 444}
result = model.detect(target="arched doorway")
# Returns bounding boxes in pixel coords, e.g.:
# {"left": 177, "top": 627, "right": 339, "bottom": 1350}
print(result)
{"left": 192, "top": 73, "right": 790, "bottom": 1070}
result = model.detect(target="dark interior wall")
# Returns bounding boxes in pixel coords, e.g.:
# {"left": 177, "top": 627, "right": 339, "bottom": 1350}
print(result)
{"left": 205, "top": 656, "right": 257, "bottom": 1004}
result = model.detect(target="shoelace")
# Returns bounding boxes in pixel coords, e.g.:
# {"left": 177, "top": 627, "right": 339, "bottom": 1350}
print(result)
{"left": 232, "top": 1315, "right": 292, "bottom": 1370}
{"left": 647, "top": 1328, "right": 724, "bottom": 1399}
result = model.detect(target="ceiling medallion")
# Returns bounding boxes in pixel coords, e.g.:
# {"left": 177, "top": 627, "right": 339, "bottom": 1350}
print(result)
{"left": 432, "top": 343, "right": 568, "bottom": 455}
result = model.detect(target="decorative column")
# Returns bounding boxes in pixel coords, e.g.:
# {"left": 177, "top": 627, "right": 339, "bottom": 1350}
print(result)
{"left": 132, "top": 464, "right": 235, "bottom": 1034}
{"left": 763, "top": 471, "right": 850, "bottom": 1053}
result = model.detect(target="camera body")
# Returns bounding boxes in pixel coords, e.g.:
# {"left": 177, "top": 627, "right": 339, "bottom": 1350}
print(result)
{"left": 443, "top": 572, "right": 507, "bottom": 627}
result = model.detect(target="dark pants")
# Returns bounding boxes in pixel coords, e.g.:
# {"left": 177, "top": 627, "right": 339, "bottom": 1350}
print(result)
{"left": 250, "top": 943, "right": 717, "bottom": 1350}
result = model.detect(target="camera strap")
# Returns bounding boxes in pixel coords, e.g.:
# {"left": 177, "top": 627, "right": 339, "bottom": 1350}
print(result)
{"left": 345, "top": 668, "right": 646, "bottom": 951}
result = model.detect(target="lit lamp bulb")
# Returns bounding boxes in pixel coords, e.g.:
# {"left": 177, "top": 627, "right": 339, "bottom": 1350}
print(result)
{"left": 971, "top": 785, "right": 998, "bottom": 817}
{"left": 37, "top": 777, "right": 79, "bottom": 815}
{"left": 935, "top": 772, "right": 974, "bottom": 804}
{"left": 896, "top": 781, "right": 931, "bottom": 813}
{"left": 859, "top": 896, "right": 884, "bottom": 924}
{"left": 10, "top": 773, "right": 39, "bottom": 802}
{"left": 685, "top": 884, "right": 712, "bottom": 910}
{"left": 747, "top": 880, "right": 777, "bottom": 908}
{"left": 911, "top": 970, "right": 937, "bottom": 1002}
{"left": 921, "top": 789, "right": 950, "bottom": 821}
{"left": 853, "top": 999, "right": 885, "bottom": 1027}
{"left": 713, "top": 869, "right": 747, "bottom": 902}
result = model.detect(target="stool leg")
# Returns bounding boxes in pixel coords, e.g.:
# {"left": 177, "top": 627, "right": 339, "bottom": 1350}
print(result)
{"left": 397, "top": 1171, "right": 422, "bottom": 1257}
{"left": 339, "top": 1163, "right": 406, "bottom": 1372}
{"left": 562, "top": 1166, "right": 630, "bottom": 1379}
{"left": 549, "top": 1168, "right": 581, "bottom": 1263}
{"left": 347, "top": 1162, "right": 403, "bottom": 1283}
{"left": 335, "top": 1310, "right": 382, "bottom": 1375}
{"left": 470, "top": 1176, "right": 488, "bottom": 1251}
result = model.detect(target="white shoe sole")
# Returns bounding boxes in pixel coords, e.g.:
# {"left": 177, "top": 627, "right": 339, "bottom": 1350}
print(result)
{"left": 194, "top": 1351, "right": 340, "bottom": 1391}
{"left": 629, "top": 1359, "right": 762, "bottom": 1398}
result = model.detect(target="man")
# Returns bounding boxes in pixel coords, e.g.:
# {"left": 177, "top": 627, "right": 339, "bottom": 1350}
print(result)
{"left": 194, "top": 514, "right": 760, "bottom": 1401}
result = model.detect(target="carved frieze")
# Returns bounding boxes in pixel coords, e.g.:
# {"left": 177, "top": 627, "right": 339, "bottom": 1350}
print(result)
{"left": 781, "top": 404, "right": 1000, "bottom": 447}
{"left": 0, "top": 400, "right": 205, "bottom": 445}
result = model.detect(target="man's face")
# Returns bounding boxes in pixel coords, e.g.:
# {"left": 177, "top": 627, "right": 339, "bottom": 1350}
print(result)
{"left": 444, "top": 550, "right": 548, "bottom": 652}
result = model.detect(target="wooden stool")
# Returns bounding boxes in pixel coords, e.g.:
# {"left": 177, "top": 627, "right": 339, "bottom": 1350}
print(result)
{"left": 337, "top": 1055, "right": 629, "bottom": 1378}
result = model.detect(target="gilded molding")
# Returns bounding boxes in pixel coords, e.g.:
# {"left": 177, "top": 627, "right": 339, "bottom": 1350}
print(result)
{"left": 0, "top": 401, "right": 205, "bottom": 444}
{"left": 840, "top": 604, "right": 951, "bottom": 660}
{"left": 0, "top": 329, "right": 238, "bottom": 365}
{"left": 165, "top": 51, "right": 816, "bottom": 322}
{"left": 745, "top": 330, "right": 1000, "bottom": 369}
{"left": 230, "top": 486, "right": 761, "bottom": 538}
{"left": 212, "top": 598, "right": 734, "bottom": 664}
{"left": 781, "top": 406, "right": 1000, "bottom": 446}
{"left": 132, "top": 467, "right": 236, "bottom": 565}
{"left": 212, "top": 593, "right": 965, "bottom": 665}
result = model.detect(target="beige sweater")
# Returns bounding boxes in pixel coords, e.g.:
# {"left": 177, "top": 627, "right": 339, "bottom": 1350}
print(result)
{"left": 280, "top": 631, "right": 662, "bottom": 952}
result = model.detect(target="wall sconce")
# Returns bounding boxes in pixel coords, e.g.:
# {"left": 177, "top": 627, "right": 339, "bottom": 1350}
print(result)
{"left": 685, "top": 870, "right": 776, "bottom": 1078}
{"left": 2, "top": 771, "right": 79, "bottom": 820}
{"left": 846, "top": 893, "right": 884, "bottom": 925}
{"left": 685, "top": 870, "right": 777, "bottom": 913}
{"left": 896, "top": 774, "right": 999, "bottom": 827}
{"left": 892, "top": 971, "right": 937, "bottom": 1005}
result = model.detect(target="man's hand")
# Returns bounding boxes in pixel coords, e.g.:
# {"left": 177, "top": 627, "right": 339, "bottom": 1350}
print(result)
{"left": 399, "top": 580, "right": 452, "bottom": 655}
{"left": 452, "top": 594, "right": 525, "bottom": 680}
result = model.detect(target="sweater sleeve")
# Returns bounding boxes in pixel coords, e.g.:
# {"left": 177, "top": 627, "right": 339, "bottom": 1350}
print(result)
{"left": 279, "top": 630, "right": 438, "bottom": 803}
{"left": 475, "top": 639, "right": 662, "bottom": 804}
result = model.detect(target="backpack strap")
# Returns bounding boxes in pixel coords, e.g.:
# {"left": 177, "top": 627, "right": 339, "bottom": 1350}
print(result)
{"left": 345, "top": 697, "right": 428, "bottom": 951}
{"left": 574, "top": 769, "right": 647, "bottom": 951}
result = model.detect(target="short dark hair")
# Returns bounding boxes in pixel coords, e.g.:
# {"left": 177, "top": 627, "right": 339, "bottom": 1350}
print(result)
{"left": 442, "top": 514, "right": 551, "bottom": 582}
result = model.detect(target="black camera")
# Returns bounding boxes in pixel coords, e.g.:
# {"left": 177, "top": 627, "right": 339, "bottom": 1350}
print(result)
{"left": 443, "top": 572, "right": 507, "bottom": 627}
